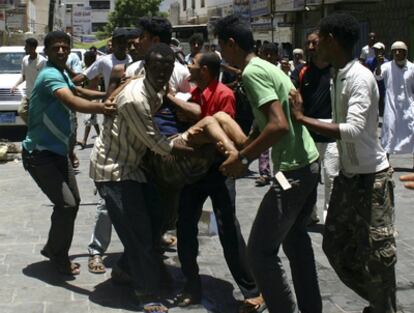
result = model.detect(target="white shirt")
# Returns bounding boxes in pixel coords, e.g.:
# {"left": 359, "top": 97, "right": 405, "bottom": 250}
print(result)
{"left": 332, "top": 59, "right": 389, "bottom": 174}
{"left": 375, "top": 60, "right": 414, "bottom": 153}
{"left": 22, "top": 53, "right": 47, "bottom": 98}
{"left": 359, "top": 45, "right": 375, "bottom": 61}
{"left": 125, "top": 59, "right": 191, "bottom": 93}
{"left": 83, "top": 53, "right": 132, "bottom": 90}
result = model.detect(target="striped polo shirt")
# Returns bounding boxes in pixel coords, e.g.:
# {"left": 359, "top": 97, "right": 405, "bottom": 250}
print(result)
{"left": 22, "top": 62, "right": 75, "bottom": 156}
{"left": 90, "top": 76, "right": 173, "bottom": 182}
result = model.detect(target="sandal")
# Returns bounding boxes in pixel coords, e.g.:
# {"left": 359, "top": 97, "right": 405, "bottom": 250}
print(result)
{"left": 40, "top": 247, "right": 80, "bottom": 276}
{"left": 88, "top": 255, "right": 106, "bottom": 274}
{"left": 143, "top": 302, "right": 168, "bottom": 313}
{"left": 173, "top": 291, "right": 201, "bottom": 307}
{"left": 56, "top": 261, "right": 81, "bottom": 276}
{"left": 239, "top": 295, "right": 267, "bottom": 313}
{"left": 161, "top": 234, "right": 177, "bottom": 247}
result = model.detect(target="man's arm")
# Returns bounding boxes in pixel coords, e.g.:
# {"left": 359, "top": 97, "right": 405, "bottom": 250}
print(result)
{"left": 166, "top": 93, "right": 201, "bottom": 122}
{"left": 74, "top": 86, "right": 106, "bottom": 100}
{"left": 11, "top": 75, "right": 25, "bottom": 94}
{"left": 54, "top": 88, "right": 116, "bottom": 115}
{"left": 72, "top": 73, "right": 88, "bottom": 85}
{"left": 220, "top": 100, "right": 289, "bottom": 177}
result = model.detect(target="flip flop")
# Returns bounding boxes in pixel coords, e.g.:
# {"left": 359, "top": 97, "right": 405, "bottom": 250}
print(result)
{"left": 143, "top": 302, "right": 168, "bottom": 313}
{"left": 239, "top": 295, "right": 267, "bottom": 313}
{"left": 88, "top": 255, "right": 106, "bottom": 274}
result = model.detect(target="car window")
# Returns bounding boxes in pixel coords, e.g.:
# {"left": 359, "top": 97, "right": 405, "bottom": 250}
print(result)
{"left": 0, "top": 52, "right": 25, "bottom": 74}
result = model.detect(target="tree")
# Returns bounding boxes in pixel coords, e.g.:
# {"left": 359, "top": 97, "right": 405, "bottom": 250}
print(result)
{"left": 105, "top": 0, "right": 162, "bottom": 34}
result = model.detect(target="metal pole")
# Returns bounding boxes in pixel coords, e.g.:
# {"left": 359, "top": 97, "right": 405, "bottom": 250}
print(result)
{"left": 321, "top": 0, "right": 325, "bottom": 18}
{"left": 270, "top": 0, "right": 274, "bottom": 42}
{"left": 48, "top": 0, "right": 55, "bottom": 32}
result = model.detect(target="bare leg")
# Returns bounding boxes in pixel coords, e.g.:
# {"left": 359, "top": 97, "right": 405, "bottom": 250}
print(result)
{"left": 186, "top": 113, "right": 247, "bottom": 155}
{"left": 94, "top": 124, "right": 101, "bottom": 136}
{"left": 81, "top": 125, "right": 91, "bottom": 147}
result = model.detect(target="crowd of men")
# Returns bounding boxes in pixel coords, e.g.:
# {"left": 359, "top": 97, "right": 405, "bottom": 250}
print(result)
{"left": 15, "top": 11, "right": 414, "bottom": 313}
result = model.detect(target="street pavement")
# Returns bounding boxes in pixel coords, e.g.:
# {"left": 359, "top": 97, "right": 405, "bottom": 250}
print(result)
{"left": 0, "top": 129, "right": 414, "bottom": 313}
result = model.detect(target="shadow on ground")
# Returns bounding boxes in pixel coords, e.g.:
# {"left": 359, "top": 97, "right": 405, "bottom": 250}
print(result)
{"left": 22, "top": 258, "right": 238, "bottom": 313}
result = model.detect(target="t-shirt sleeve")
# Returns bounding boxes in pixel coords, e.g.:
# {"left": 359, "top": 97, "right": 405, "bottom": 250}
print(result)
{"left": 44, "top": 69, "right": 72, "bottom": 95}
{"left": 84, "top": 58, "right": 101, "bottom": 80}
{"left": 242, "top": 65, "right": 279, "bottom": 108}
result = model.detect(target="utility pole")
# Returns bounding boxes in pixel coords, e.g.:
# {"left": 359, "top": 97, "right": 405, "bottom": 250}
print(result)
{"left": 48, "top": 0, "right": 56, "bottom": 32}
{"left": 270, "top": 0, "right": 274, "bottom": 42}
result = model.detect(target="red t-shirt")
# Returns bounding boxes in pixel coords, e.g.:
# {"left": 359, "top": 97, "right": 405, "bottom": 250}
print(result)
{"left": 191, "top": 80, "right": 236, "bottom": 118}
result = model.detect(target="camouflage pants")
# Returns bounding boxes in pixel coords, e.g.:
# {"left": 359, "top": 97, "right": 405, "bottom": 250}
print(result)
{"left": 323, "top": 168, "right": 397, "bottom": 313}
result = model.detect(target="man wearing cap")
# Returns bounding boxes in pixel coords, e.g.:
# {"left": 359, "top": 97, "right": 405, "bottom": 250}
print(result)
{"left": 289, "top": 48, "right": 306, "bottom": 71}
{"left": 366, "top": 42, "right": 388, "bottom": 117}
{"left": 375, "top": 41, "right": 414, "bottom": 164}
{"left": 73, "top": 28, "right": 132, "bottom": 274}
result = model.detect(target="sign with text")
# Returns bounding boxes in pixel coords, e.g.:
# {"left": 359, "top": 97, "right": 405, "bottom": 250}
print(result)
{"left": 72, "top": 5, "right": 91, "bottom": 35}
{"left": 250, "top": 0, "right": 270, "bottom": 18}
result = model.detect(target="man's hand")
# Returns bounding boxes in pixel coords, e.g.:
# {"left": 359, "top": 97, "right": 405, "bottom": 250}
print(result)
{"left": 219, "top": 151, "right": 248, "bottom": 177}
{"left": 289, "top": 88, "right": 304, "bottom": 122}
{"left": 400, "top": 174, "right": 414, "bottom": 190}
{"left": 102, "top": 99, "right": 117, "bottom": 116}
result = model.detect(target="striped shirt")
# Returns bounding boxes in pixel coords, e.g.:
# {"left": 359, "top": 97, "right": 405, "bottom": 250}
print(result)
{"left": 90, "top": 77, "right": 173, "bottom": 182}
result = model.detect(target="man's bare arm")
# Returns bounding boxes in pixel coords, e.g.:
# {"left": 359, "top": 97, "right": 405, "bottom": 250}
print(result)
{"left": 166, "top": 93, "right": 201, "bottom": 122}
{"left": 74, "top": 86, "right": 106, "bottom": 100}
{"left": 54, "top": 88, "right": 116, "bottom": 115}
{"left": 240, "top": 100, "right": 289, "bottom": 161}
{"left": 72, "top": 73, "right": 88, "bottom": 85}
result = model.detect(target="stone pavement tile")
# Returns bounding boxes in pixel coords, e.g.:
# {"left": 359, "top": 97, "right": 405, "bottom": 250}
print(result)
{"left": 0, "top": 287, "right": 16, "bottom": 303}
{"left": 0, "top": 302, "right": 45, "bottom": 313}
{"left": 13, "top": 286, "right": 73, "bottom": 303}
{"left": 45, "top": 300, "right": 89, "bottom": 313}
{"left": 329, "top": 294, "right": 368, "bottom": 312}
{"left": 0, "top": 263, "right": 9, "bottom": 274}
{"left": 321, "top": 298, "right": 348, "bottom": 313}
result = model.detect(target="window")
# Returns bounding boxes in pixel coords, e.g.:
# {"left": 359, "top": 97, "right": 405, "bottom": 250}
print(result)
{"left": 201, "top": 0, "right": 205, "bottom": 8}
{"left": 89, "top": 1, "right": 110, "bottom": 10}
{"left": 183, "top": 0, "right": 187, "bottom": 11}
{"left": 191, "top": 0, "right": 195, "bottom": 9}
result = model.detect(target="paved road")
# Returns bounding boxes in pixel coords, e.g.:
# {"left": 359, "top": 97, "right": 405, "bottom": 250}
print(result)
{"left": 0, "top": 130, "right": 413, "bottom": 313}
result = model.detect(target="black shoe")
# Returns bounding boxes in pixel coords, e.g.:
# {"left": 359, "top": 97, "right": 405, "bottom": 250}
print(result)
{"left": 362, "top": 307, "right": 372, "bottom": 313}
{"left": 255, "top": 176, "right": 271, "bottom": 187}
{"left": 173, "top": 291, "right": 201, "bottom": 307}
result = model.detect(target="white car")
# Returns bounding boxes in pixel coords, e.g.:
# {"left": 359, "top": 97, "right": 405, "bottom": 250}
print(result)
{"left": 0, "top": 46, "right": 105, "bottom": 128}
{"left": 0, "top": 46, "right": 44, "bottom": 127}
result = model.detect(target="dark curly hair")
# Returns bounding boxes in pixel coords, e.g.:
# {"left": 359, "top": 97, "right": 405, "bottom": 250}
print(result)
{"left": 44, "top": 31, "right": 71, "bottom": 49}
{"left": 319, "top": 13, "right": 360, "bottom": 52}
{"left": 213, "top": 14, "right": 255, "bottom": 53}
{"left": 144, "top": 43, "right": 175, "bottom": 64}
{"left": 137, "top": 16, "right": 172, "bottom": 44}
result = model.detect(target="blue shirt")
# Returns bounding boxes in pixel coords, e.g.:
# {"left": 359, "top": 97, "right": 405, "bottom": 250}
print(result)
{"left": 23, "top": 62, "right": 76, "bottom": 156}
{"left": 66, "top": 52, "right": 82, "bottom": 74}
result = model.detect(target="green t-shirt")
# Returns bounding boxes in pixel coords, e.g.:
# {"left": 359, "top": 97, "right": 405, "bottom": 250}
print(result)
{"left": 242, "top": 57, "right": 319, "bottom": 172}
{"left": 22, "top": 62, "right": 75, "bottom": 156}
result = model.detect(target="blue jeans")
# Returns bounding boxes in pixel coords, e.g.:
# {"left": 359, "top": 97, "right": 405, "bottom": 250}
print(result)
{"left": 87, "top": 197, "right": 112, "bottom": 256}
{"left": 247, "top": 161, "right": 322, "bottom": 313}
{"left": 96, "top": 180, "right": 164, "bottom": 295}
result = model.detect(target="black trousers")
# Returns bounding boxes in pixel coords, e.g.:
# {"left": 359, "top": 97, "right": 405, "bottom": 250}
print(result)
{"left": 177, "top": 164, "right": 259, "bottom": 298}
{"left": 22, "top": 149, "right": 80, "bottom": 263}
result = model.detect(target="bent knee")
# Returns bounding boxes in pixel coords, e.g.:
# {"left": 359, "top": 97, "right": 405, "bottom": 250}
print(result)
{"left": 213, "top": 111, "right": 230, "bottom": 122}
